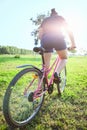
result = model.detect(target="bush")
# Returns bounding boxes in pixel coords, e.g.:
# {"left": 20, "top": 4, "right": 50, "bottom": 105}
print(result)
{"left": 14, "top": 55, "right": 20, "bottom": 58}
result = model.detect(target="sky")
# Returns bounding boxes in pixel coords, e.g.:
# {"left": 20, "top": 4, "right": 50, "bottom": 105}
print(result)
{"left": 0, "top": 0, "right": 87, "bottom": 50}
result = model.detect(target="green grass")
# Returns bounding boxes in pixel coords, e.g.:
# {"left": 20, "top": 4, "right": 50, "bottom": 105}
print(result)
{"left": 0, "top": 54, "right": 87, "bottom": 130}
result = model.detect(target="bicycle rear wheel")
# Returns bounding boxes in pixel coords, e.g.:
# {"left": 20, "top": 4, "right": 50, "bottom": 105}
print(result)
{"left": 3, "top": 68, "right": 44, "bottom": 128}
{"left": 57, "top": 67, "right": 66, "bottom": 95}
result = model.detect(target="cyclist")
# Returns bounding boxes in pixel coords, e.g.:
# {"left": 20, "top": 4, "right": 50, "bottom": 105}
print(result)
{"left": 38, "top": 8, "right": 76, "bottom": 80}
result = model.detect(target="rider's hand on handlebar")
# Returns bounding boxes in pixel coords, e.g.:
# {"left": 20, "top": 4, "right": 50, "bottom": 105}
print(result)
{"left": 68, "top": 45, "right": 76, "bottom": 51}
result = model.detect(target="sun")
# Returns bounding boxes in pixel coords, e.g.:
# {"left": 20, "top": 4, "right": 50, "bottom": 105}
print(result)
{"left": 66, "top": 13, "right": 86, "bottom": 49}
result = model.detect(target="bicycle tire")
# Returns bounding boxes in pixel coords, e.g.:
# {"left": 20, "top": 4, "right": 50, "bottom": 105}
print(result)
{"left": 57, "top": 67, "right": 66, "bottom": 95}
{"left": 3, "top": 67, "right": 44, "bottom": 128}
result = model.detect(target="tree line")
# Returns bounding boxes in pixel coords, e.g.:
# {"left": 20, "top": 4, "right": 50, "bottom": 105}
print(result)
{"left": 0, "top": 45, "right": 32, "bottom": 55}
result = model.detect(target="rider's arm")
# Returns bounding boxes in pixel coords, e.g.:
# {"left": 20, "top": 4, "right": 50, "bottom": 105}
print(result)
{"left": 66, "top": 26, "right": 76, "bottom": 49}
{"left": 62, "top": 18, "right": 76, "bottom": 50}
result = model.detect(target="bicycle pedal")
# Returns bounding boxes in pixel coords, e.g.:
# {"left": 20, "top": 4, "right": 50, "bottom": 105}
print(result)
{"left": 48, "top": 84, "right": 53, "bottom": 94}
{"left": 53, "top": 72, "right": 61, "bottom": 84}
{"left": 28, "top": 92, "right": 34, "bottom": 102}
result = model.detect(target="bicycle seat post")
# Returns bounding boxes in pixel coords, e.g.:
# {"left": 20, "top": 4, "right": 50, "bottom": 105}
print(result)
{"left": 41, "top": 51, "right": 45, "bottom": 66}
{"left": 33, "top": 47, "right": 45, "bottom": 66}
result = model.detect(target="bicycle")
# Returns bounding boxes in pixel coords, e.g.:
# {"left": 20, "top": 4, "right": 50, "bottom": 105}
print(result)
{"left": 3, "top": 47, "right": 66, "bottom": 129}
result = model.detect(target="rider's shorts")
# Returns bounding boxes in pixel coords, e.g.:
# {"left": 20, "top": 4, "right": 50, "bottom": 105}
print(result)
{"left": 41, "top": 34, "right": 67, "bottom": 52}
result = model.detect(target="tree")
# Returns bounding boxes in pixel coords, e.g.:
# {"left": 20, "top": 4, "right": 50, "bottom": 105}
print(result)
{"left": 0, "top": 45, "right": 32, "bottom": 55}
{"left": 30, "top": 12, "right": 50, "bottom": 45}
{"left": 0, "top": 46, "right": 9, "bottom": 54}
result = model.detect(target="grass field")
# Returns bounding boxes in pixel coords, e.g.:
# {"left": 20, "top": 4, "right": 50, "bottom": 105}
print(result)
{"left": 0, "top": 54, "right": 87, "bottom": 130}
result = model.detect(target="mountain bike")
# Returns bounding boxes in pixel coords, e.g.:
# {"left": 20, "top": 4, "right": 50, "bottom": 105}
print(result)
{"left": 3, "top": 47, "right": 66, "bottom": 129}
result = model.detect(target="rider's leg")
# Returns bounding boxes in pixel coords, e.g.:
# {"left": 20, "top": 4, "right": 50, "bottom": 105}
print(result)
{"left": 43, "top": 52, "right": 52, "bottom": 70}
{"left": 56, "top": 49, "right": 68, "bottom": 75}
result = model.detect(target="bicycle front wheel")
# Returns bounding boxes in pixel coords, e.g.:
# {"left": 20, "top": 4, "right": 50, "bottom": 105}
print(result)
{"left": 3, "top": 68, "right": 44, "bottom": 128}
{"left": 57, "top": 67, "right": 66, "bottom": 95}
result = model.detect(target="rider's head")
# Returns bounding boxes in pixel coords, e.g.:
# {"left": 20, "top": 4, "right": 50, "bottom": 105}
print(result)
{"left": 50, "top": 8, "right": 58, "bottom": 16}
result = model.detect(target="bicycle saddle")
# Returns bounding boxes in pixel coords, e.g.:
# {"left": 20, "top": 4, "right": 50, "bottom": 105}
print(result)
{"left": 33, "top": 47, "right": 46, "bottom": 54}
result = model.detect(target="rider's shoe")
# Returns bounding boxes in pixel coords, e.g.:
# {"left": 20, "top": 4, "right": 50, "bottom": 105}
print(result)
{"left": 53, "top": 72, "right": 61, "bottom": 84}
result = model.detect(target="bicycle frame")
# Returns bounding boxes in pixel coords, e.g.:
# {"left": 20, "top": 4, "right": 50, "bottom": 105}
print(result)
{"left": 33, "top": 55, "right": 60, "bottom": 99}
{"left": 21, "top": 47, "right": 60, "bottom": 99}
